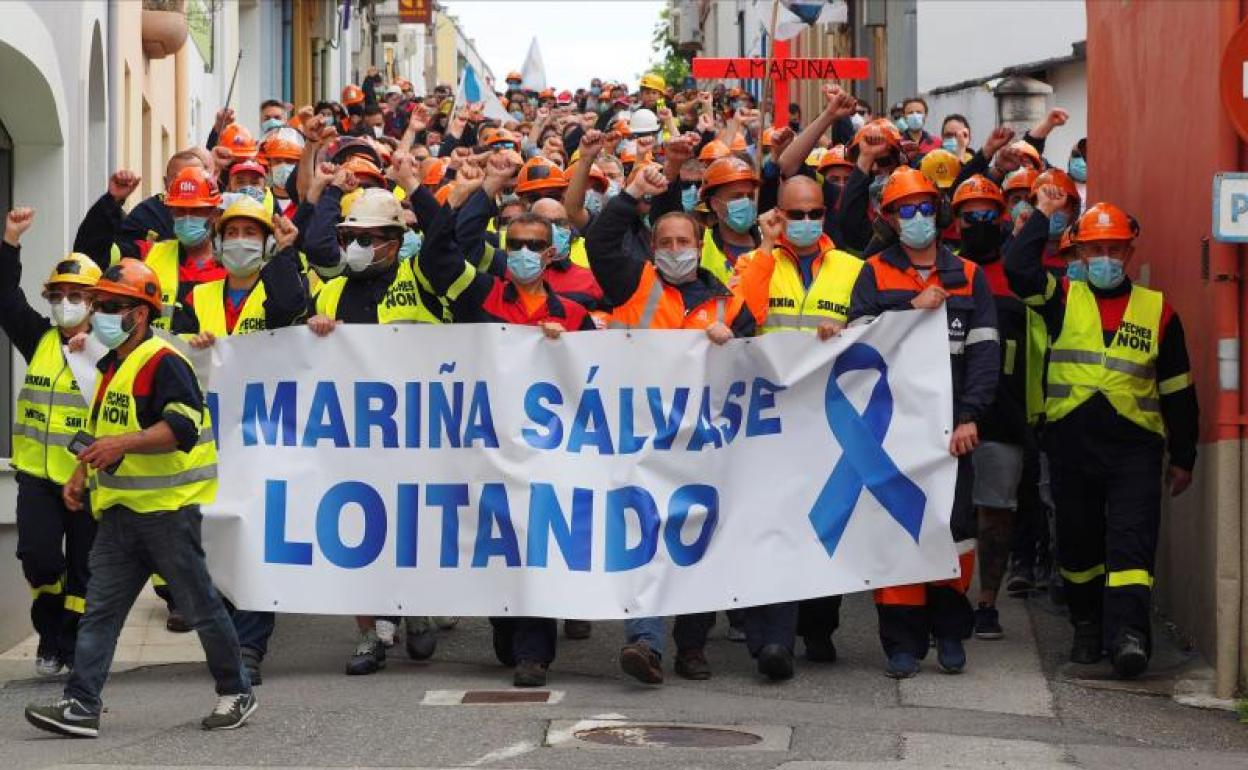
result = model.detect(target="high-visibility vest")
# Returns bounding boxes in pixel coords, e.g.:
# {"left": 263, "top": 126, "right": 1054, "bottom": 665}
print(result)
{"left": 142, "top": 240, "right": 181, "bottom": 329}
{"left": 314, "top": 258, "right": 443, "bottom": 324}
{"left": 699, "top": 228, "right": 733, "bottom": 286}
{"left": 604, "top": 262, "right": 743, "bottom": 330}
{"left": 1024, "top": 308, "right": 1049, "bottom": 425}
{"left": 190, "top": 279, "right": 268, "bottom": 336}
{"left": 756, "top": 246, "right": 862, "bottom": 332}
{"left": 12, "top": 329, "right": 89, "bottom": 484}
{"left": 1045, "top": 282, "right": 1165, "bottom": 436}
{"left": 88, "top": 336, "right": 217, "bottom": 514}
{"left": 569, "top": 237, "right": 589, "bottom": 269}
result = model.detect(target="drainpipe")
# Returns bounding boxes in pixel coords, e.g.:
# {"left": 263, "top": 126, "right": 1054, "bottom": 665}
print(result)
{"left": 106, "top": 0, "right": 118, "bottom": 172}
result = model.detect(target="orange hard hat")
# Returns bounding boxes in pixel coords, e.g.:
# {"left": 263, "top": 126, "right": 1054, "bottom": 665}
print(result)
{"left": 93, "top": 258, "right": 163, "bottom": 313}
{"left": 515, "top": 156, "right": 569, "bottom": 195}
{"left": 341, "top": 156, "right": 386, "bottom": 186}
{"left": 1072, "top": 202, "right": 1139, "bottom": 244}
{"left": 1029, "top": 168, "right": 1081, "bottom": 205}
{"left": 219, "top": 123, "right": 258, "bottom": 160}
{"left": 539, "top": 88, "right": 555, "bottom": 99}
{"left": 880, "top": 166, "right": 939, "bottom": 210}
{"left": 479, "top": 126, "right": 499, "bottom": 144}
{"left": 698, "top": 140, "right": 730, "bottom": 162}
{"left": 1002, "top": 167, "right": 1039, "bottom": 195}
{"left": 1009, "top": 140, "right": 1043, "bottom": 170}
{"left": 701, "top": 156, "right": 758, "bottom": 200}
{"left": 567, "top": 159, "right": 609, "bottom": 192}
{"left": 729, "top": 133, "right": 748, "bottom": 152}
{"left": 422, "top": 158, "right": 449, "bottom": 186}
{"left": 394, "top": 77, "right": 413, "bottom": 92}
{"left": 818, "top": 145, "right": 854, "bottom": 172}
{"left": 342, "top": 84, "right": 365, "bottom": 106}
{"left": 506, "top": 71, "right": 523, "bottom": 82}
{"left": 847, "top": 118, "right": 902, "bottom": 161}
{"left": 762, "top": 127, "right": 775, "bottom": 148}
{"left": 260, "top": 127, "right": 304, "bottom": 162}
{"left": 618, "top": 146, "right": 637, "bottom": 165}
{"left": 951, "top": 174, "right": 1006, "bottom": 212}
{"left": 486, "top": 129, "right": 518, "bottom": 147}
{"left": 165, "top": 166, "right": 222, "bottom": 208}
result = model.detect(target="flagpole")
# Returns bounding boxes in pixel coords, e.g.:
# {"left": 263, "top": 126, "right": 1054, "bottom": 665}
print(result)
{"left": 757, "top": 0, "right": 781, "bottom": 177}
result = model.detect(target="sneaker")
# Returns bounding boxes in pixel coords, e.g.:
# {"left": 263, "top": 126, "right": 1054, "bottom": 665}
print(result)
{"left": 201, "top": 691, "right": 258, "bottom": 731}
{"left": 757, "top": 644, "right": 794, "bottom": 681}
{"left": 25, "top": 697, "right": 99, "bottom": 738}
{"left": 1070, "top": 622, "right": 1103, "bottom": 664}
{"left": 434, "top": 616, "right": 459, "bottom": 630}
{"left": 513, "top": 659, "right": 547, "bottom": 687}
{"left": 345, "top": 633, "right": 386, "bottom": 676}
{"left": 726, "top": 624, "right": 747, "bottom": 643}
{"left": 563, "top": 620, "right": 592, "bottom": 640}
{"left": 936, "top": 638, "right": 966, "bottom": 674}
{"left": 674, "top": 647, "right": 712, "bottom": 680}
{"left": 885, "top": 652, "right": 920, "bottom": 679}
{"left": 35, "top": 655, "right": 64, "bottom": 677}
{"left": 404, "top": 616, "right": 437, "bottom": 661}
{"left": 374, "top": 619, "right": 398, "bottom": 647}
{"left": 1110, "top": 630, "right": 1148, "bottom": 679}
{"left": 803, "top": 635, "right": 838, "bottom": 663}
{"left": 620, "top": 642, "right": 664, "bottom": 684}
{"left": 241, "top": 647, "right": 263, "bottom": 686}
{"left": 973, "top": 605, "right": 1004, "bottom": 640}
{"left": 165, "top": 609, "right": 192, "bottom": 633}
{"left": 1006, "top": 562, "right": 1035, "bottom": 597}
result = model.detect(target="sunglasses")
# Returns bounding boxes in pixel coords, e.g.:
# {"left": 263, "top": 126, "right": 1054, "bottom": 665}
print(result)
{"left": 44, "top": 290, "right": 91, "bottom": 304}
{"left": 784, "top": 208, "right": 826, "bottom": 221}
{"left": 960, "top": 210, "right": 999, "bottom": 225}
{"left": 493, "top": 142, "right": 517, "bottom": 151}
{"left": 507, "top": 238, "right": 550, "bottom": 251}
{"left": 336, "top": 233, "right": 393, "bottom": 247}
{"left": 96, "top": 300, "right": 138, "bottom": 314}
{"left": 679, "top": 180, "right": 700, "bottom": 191}
{"left": 896, "top": 201, "right": 937, "bottom": 220}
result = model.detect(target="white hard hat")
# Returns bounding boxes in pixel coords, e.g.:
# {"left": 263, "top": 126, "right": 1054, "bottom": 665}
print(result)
{"left": 337, "top": 188, "right": 404, "bottom": 229}
{"left": 630, "top": 108, "right": 660, "bottom": 134}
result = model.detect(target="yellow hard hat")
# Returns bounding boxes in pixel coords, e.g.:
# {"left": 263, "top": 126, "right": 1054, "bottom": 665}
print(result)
{"left": 639, "top": 73, "right": 666, "bottom": 92}
{"left": 218, "top": 196, "right": 274, "bottom": 232}
{"left": 45, "top": 252, "right": 102, "bottom": 288}
{"left": 919, "top": 149, "right": 962, "bottom": 190}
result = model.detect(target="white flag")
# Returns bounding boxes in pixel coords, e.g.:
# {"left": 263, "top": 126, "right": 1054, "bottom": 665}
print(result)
{"left": 521, "top": 37, "right": 547, "bottom": 92}
{"left": 775, "top": 1, "right": 848, "bottom": 42}
{"left": 453, "top": 64, "right": 511, "bottom": 123}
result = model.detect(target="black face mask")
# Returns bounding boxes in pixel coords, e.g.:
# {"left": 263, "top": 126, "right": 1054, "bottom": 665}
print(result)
{"left": 959, "top": 222, "right": 1004, "bottom": 262}
{"left": 824, "top": 181, "right": 846, "bottom": 212}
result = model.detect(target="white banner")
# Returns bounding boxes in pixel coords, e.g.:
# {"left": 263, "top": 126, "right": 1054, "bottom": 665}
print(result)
{"left": 196, "top": 310, "right": 960, "bottom": 618}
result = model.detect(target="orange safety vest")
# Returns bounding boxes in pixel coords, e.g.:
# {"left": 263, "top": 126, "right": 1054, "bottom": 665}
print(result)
{"left": 603, "top": 262, "right": 745, "bottom": 330}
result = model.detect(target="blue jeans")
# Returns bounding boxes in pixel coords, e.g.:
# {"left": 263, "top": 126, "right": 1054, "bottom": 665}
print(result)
{"left": 232, "top": 610, "right": 276, "bottom": 658}
{"left": 64, "top": 505, "right": 250, "bottom": 713}
{"left": 623, "top": 612, "right": 715, "bottom": 658}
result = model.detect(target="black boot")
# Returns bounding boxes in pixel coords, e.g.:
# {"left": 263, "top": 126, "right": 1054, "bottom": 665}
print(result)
{"left": 1069, "top": 622, "right": 1102, "bottom": 664}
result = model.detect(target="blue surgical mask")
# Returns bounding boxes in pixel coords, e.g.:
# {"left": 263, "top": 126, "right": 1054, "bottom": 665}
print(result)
{"left": 942, "top": 137, "right": 959, "bottom": 155}
{"left": 1065, "top": 259, "right": 1087, "bottom": 282}
{"left": 261, "top": 118, "right": 285, "bottom": 134}
{"left": 893, "top": 118, "right": 908, "bottom": 134}
{"left": 1048, "top": 210, "right": 1070, "bottom": 239}
{"left": 591, "top": 86, "right": 602, "bottom": 96}
{"left": 1068, "top": 157, "right": 1088, "bottom": 183}
{"left": 507, "top": 247, "right": 544, "bottom": 283}
{"left": 173, "top": 215, "right": 210, "bottom": 247}
{"left": 899, "top": 213, "right": 937, "bottom": 249}
{"left": 606, "top": 180, "right": 622, "bottom": 199}
{"left": 270, "top": 163, "right": 295, "bottom": 190}
{"left": 785, "top": 219, "right": 823, "bottom": 248}
{"left": 511, "top": 111, "right": 524, "bottom": 121}
{"left": 1011, "top": 199, "right": 1034, "bottom": 222}
{"left": 724, "top": 197, "right": 757, "bottom": 233}
{"left": 905, "top": 112, "right": 925, "bottom": 132}
{"left": 238, "top": 185, "right": 266, "bottom": 204}
{"left": 681, "top": 185, "right": 699, "bottom": 213}
{"left": 91, "top": 310, "right": 134, "bottom": 350}
{"left": 398, "top": 230, "right": 422, "bottom": 260}
{"left": 1086, "top": 255, "right": 1125, "bottom": 289}
{"left": 585, "top": 190, "right": 604, "bottom": 215}
{"left": 551, "top": 225, "right": 571, "bottom": 258}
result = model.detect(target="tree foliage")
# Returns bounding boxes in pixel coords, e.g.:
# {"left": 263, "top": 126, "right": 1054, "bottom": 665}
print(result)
{"left": 646, "top": 4, "right": 691, "bottom": 88}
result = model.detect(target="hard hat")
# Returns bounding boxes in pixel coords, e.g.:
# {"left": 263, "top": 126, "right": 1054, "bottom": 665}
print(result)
{"left": 557, "top": 90, "right": 573, "bottom": 104}
{"left": 806, "top": 147, "right": 828, "bottom": 168}
{"left": 45, "top": 253, "right": 102, "bottom": 289}
{"left": 729, "top": 133, "right": 748, "bottom": 152}
{"left": 847, "top": 118, "right": 902, "bottom": 162}
{"left": 951, "top": 174, "right": 1006, "bottom": 212}
{"left": 486, "top": 129, "right": 517, "bottom": 147}
{"left": 506, "top": 71, "right": 523, "bottom": 82}
{"left": 698, "top": 140, "right": 730, "bottom": 162}
{"left": 539, "top": 88, "right": 555, "bottom": 99}
{"left": 567, "top": 160, "right": 609, "bottom": 192}
{"left": 260, "top": 127, "right": 305, "bottom": 162}
{"left": 229, "top": 159, "right": 268, "bottom": 179}
{"left": 166, "top": 166, "right": 222, "bottom": 208}
{"left": 219, "top": 123, "right": 259, "bottom": 161}
{"left": 919, "top": 149, "right": 962, "bottom": 190}
{"left": 761, "top": 127, "right": 775, "bottom": 148}
{"left": 338, "top": 188, "right": 405, "bottom": 229}
{"left": 612, "top": 115, "right": 633, "bottom": 137}
{"left": 217, "top": 196, "right": 274, "bottom": 233}
{"left": 394, "top": 77, "right": 413, "bottom": 92}
{"left": 639, "top": 73, "right": 666, "bottom": 92}
{"left": 1008, "top": 140, "right": 1043, "bottom": 169}
{"left": 341, "top": 155, "right": 387, "bottom": 186}
{"left": 880, "top": 166, "right": 939, "bottom": 210}
{"left": 630, "top": 109, "right": 660, "bottom": 135}
{"left": 329, "top": 136, "right": 383, "bottom": 166}
{"left": 701, "top": 156, "right": 759, "bottom": 200}
{"left": 423, "top": 157, "right": 450, "bottom": 186}
{"left": 1029, "top": 168, "right": 1081, "bottom": 205}
{"left": 93, "top": 258, "right": 163, "bottom": 313}
{"left": 1072, "top": 202, "right": 1139, "bottom": 244}
{"left": 342, "top": 84, "right": 365, "bottom": 106}
{"left": 818, "top": 145, "right": 854, "bottom": 172}
{"left": 1002, "top": 167, "right": 1039, "bottom": 195}
{"left": 515, "top": 156, "right": 569, "bottom": 195}
{"left": 618, "top": 145, "right": 637, "bottom": 165}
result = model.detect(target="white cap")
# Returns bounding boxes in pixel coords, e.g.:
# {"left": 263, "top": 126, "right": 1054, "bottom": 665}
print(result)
{"left": 629, "top": 108, "right": 660, "bottom": 134}
{"left": 338, "top": 188, "right": 404, "bottom": 229}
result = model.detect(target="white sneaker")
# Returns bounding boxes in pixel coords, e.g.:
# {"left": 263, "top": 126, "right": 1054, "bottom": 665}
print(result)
{"left": 435, "top": 616, "right": 459, "bottom": 630}
{"left": 35, "top": 655, "right": 64, "bottom": 677}
{"left": 374, "top": 619, "right": 398, "bottom": 647}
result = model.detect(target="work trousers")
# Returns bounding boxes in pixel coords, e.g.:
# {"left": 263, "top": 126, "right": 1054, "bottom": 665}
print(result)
{"left": 489, "top": 617, "right": 557, "bottom": 666}
{"left": 797, "top": 595, "right": 842, "bottom": 643}
{"left": 624, "top": 613, "right": 716, "bottom": 658}
{"left": 1008, "top": 438, "right": 1051, "bottom": 575}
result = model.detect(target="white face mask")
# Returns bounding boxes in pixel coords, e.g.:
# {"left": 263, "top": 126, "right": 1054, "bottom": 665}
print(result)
{"left": 850, "top": 114, "right": 866, "bottom": 132}
{"left": 343, "top": 239, "right": 378, "bottom": 273}
{"left": 654, "top": 247, "right": 699, "bottom": 284}
{"left": 50, "top": 298, "right": 89, "bottom": 329}
{"left": 221, "top": 237, "right": 265, "bottom": 277}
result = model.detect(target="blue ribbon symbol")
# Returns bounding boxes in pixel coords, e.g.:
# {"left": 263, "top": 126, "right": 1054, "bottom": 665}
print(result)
{"left": 808, "top": 343, "right": 927, "bottom": 557}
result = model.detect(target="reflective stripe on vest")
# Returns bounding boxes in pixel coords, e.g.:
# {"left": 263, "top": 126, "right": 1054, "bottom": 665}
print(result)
{"left": 190, "top": 279, "right": 269, "bottom": 336}
{"left": 12, "top": 329, "right": 89, "bottom": 483}
{"left": 144, "top": 241, "right": 181, "bottom": 328}
{"left": 87, "top": 336, "right": 218, "bottom": 514}
{"left": 605, "top": 263, "right": 736, "bottom": 330}
{"left": 760, "top": 247, "right": 862, "bottom": 334}
{"left": 1045, "top": 282, "right": 1165, "bottom": 435}
{"left": 314, "top": 258, "right": 442, "bottom": 324}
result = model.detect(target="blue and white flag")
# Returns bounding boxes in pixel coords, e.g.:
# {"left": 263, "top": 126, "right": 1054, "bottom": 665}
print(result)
{"left": 453, "top": 64, "right": 510, "bottom": 123}
{"left": 776, "top": 1, "right": 848, "bottom": 41}
{"left": 521, "top": 37, "right": 547, "bottom": 92}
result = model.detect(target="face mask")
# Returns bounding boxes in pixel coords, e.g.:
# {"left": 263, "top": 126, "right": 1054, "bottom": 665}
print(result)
{"left": 868, "top": 175, "right": 887, "bottom": 208}
{"left": 959, "top": 222, "right": 1003, "bottom": 261}
{"left": 507, "top": 247, "right": 544, "bottom": 283}
{"left": 825, "top": 181, "right": 846, "bottom": 210}
{"left": 221, "top": 237, "right": 265, "bottom": 277}
{"left": 942, "top": 137, "right": 959, "bottom": 155}
{"left": 237, "top": 185, "right": 266, "bottom": 204}
{"left": 893, "top": 118, "right": 908, "bottom": 133}
{"left": 270, "top": 163, "right": 295, "bottom": 190}
{"left": 1065, "top": 259, "right": 1087, "bottom": 282}
{"left": 1086, "top": 255, "right": 1125, "bottom": 289}
{"left": 899, "top": 213, "right": 937, "bottom": 249}
{"left": 606, "top": 180, "right": 622, "bottom": 199}
{"left": 850, "top": 114, "right": 865, "bottom": 132}
{"left": 92, "top": 309, "right": 134, "bottom": 350}
{"left": 723, "top": 197, "right": 757, "bottom": 233}
{"left": 342, "top": 239, "right": 379, "bottom": 273}
{"left": 50, "top": 299, "right": 89, "bottom": 329}
{"left": 905, "top": 112, "right": 925, "bottom": 132}
{"left": 654, "top": 247, "right": 699, "bottom": 284}
{"left": 1068, "top": 157, "right": 1088, "bottom": 183}
{"left": 1011, "top": 199, "right": 1034, "bottom": 222}
{"left": 590, "top": 86, "right": 602, "bottom": 96}
{"left": 372, "top": 126, "right": 385, "bottom": 138}
{"left": 680, "top": 185, "right": 699, "bottom": 213}
{"left": 1048, "top": 210, "right": 1070, "bottom": 239}
{"left": 511, "top": 111, "right": 524, "bottom": 121}
{"left": 174, "top": 215, "right": 211, "bottom": 247}
{"left": 261, "top": 118, "right": 284, "bottom": 133}
{"left": 551, "top": 225, "right": 571, "bottom": 258}
{"left": 585, "top": 190, "right": 604, "bottom": 215}
{"left": 785, "top": 219, "right": 823, "bottom": 248}
{"left": 399, "top": 230, "right": 422, "bottom": 260}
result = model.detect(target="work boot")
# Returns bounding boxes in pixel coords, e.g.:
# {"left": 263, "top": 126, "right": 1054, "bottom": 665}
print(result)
{"left": 165, "top": 609, "right": 192, "bottom": 633}
{"left": 241, "top": 647, "right": 263, "bottom": 686}
{"left": 25, "top": 697, "right": 99, "bottom": 738}
{"left": 201, "top": 692, "right": 258, "bottom": 731}
{"left": 619, "top": 641, "right": 664, "bottom": 684}
{"left": 1006, "top": 560, "right": 1035, "bottom": 598}
{"left": 973, "top": 604, "right": 1004, "bottom": 640}
{"left": 513, "top": 660, "right": 547, "bottom": 687}
{"left": 435, "top": 616, "right": 459, "bottom": 630}
{"left": 1070, "top": 622, "right": 1103, "bottom": 664}
{"left": 374, "top": 618, "right": 398, "bottom": 647}
{"left": 563, "top": 620, "right": 592, "bottom": 640}
{"left": 404, "top": 616, "right": 437, "bottom": 661}
{"left": 674, "top": 647, "right": 712, "bottom": 680}
{"left": 936, "top": 638, "right": 966, "bottom": 674}
{"left": 885, "top": 652, "right": 919, "bottom": 679}
{"left": 345, "top": 632, "right": 386, "bottom": 675}
{"left": 803, "top": 635, "right": 838, "bottom": 663}
{"left": 757, "top": 644, "right": 794, "bottom": 681}
{"left": 1110, "top": 630, "right": 1148, "bottom": 679}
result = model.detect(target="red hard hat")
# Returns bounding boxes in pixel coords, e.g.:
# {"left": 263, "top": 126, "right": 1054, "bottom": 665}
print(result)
{"left": 342, "top": 84, "right": 365, "bottom": 106}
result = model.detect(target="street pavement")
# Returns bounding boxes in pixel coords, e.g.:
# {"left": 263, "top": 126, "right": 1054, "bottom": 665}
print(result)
{"left": 0, "top": 588, "right": 1246, "bottom": 769}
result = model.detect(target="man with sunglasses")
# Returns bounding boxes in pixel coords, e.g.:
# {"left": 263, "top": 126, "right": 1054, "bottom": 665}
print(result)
{"left": 2, "top": 209, "right": 101, "bottom": 678}
{"left": 850, "top": 167, "right": 1000, "bottom": 679}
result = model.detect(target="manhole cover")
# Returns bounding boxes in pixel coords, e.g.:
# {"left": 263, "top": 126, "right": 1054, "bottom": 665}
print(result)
{"left": 574, "top": 725, "right": 763, "bottom": 748}
{"left": 461, "top": 690, "right": 552, "bottom": 704}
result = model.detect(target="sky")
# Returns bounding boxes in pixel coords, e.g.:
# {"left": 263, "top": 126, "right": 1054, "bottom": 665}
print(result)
{"left": 440, "top": 1, "right": 665, "bottom": 90}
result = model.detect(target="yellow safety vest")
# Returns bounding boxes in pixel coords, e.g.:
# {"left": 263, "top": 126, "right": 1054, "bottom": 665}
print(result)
{"left": 142, "top": 241, "right": 181, "bottom": 329}
{"left": 759, "top": 247, "right": 862, "bottom": 332}
{"left": 699, "top": 229, "right": 733, "bottom": 286}
{"left": 190, "top": 279, "right": 268, "bottom": 336}
{"left": 314, "top": 258, "right": 442, "bottom": 324}
{"left": 1045, "top": 282, "right": 1165, "bottom": 436}
{"left": 569, "top": 238, "right": 589, "bottom": 269}
{"left": 1024, "top": 308, "right": 1049, "bottom": 425}
{"left": 12, "top": 329, "right": 89, "bottom": 484}
{"left": 88, "top": 336, "right": 217, "bottom": 514}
